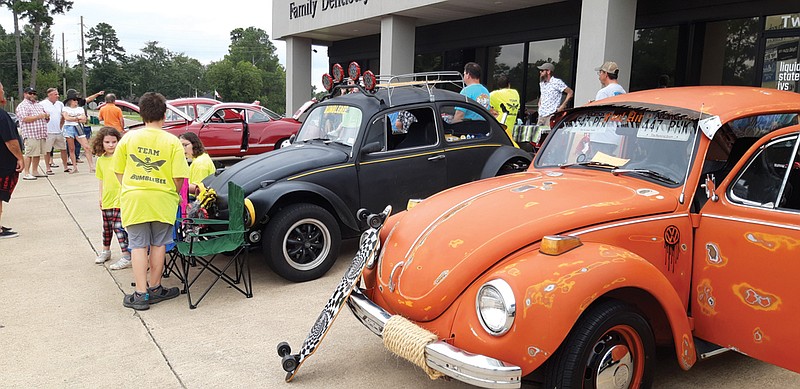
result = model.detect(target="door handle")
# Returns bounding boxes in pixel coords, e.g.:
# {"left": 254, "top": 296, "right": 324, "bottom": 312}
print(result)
{"left": 233, "top": 128, "right": 242, "bottom": 132}
{"left": 427, "top": 154, "right": 445, "bottom": 161}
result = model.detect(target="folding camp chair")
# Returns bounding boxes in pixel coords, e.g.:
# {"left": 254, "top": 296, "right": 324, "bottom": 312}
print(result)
{"left": 163, "top": 179, "right": 190, "bottom": 283}
{"left": 177, "top": 181, "right": 252, "bottom": 309}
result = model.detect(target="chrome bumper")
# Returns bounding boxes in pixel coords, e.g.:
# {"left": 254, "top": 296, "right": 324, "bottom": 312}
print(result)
{"left": 347, "top": 289, "right": 522, "bottom": 389}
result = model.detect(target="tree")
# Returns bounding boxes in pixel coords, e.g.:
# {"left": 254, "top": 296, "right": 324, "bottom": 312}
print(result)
{"left": 217, "top": 27, "right": 286, "bottom": 112}
{"left": 86, "top": 22, "right": 125, "bottom": 66}
{"left": 205, "top": 59, "right": 263, "bottom": 103}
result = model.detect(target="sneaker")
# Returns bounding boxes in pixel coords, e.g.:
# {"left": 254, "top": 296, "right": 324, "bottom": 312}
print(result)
{"left": 122, "top": 291, "right": 150, "bottom": 310}
{"left": 147, "top": 285, "right": 180, "bottom": 304}
{"left": 95, "top": 250, "right": 111, "bottom": 264}
{"left": 0, "top": 226, "right": 11, "bottom": 233}
{"left": 22, "top": 174, "right": 36, "bottom": 180}
{"left": 0, "top": 230, "right": 19, "bottom": 239}
{"left": 109, "top": 257, "right": 132, "bottom": 270}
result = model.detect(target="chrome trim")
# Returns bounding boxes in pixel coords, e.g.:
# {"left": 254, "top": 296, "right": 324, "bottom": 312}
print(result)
{"left": 571, "top": 214, "right": 686, "bottom": 236}
{"left": 476, "top": 279, "right": 516, "bottom": 336}
{"left": 699, "top": 346, "right": 731, "bottom": 360}
{"left": 347, "top": 289, "right": 522, "bottom": 389}
{"left": 388, "top": 261, "right": 404, "bottom": 292}
{"left": 596, "top": 344, "right": 633, "bottom": 389}
{"left": 702, "top": 213, "right": 800, "bottom": 231}
{"left": 347, "top": 289, "right": 391, "bottom": 336}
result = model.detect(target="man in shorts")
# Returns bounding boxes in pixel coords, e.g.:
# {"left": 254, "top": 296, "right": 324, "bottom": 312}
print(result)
{"left": 114, "top": 92, "right": 190, "bottom": 310}
{"left": 0, "top": 81, "right": 24, "bottom": 239}
{"left": 15, "top": 87, "right": 49, "bottom": 180}
{"left": 40, "top": 88, "right": 68, "bottom": 174}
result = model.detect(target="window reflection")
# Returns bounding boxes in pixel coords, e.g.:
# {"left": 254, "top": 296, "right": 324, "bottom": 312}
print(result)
{"left": 526, "top": 38, "right": 574, "bottom": 122}
{"left": 631, "top": 26, "right": 678, "bottom": 91}
{"left": 701, "top": 17, "right": 759, "bottom": 86}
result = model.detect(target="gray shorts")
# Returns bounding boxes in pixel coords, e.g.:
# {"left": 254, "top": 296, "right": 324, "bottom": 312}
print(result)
{"left": 126, "top": 222, "right": 174, "bottom": 249}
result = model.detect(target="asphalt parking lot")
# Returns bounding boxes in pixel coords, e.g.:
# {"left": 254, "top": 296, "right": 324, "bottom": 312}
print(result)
{"left": 1, "top": 166, "right": 798, "bottom": 388}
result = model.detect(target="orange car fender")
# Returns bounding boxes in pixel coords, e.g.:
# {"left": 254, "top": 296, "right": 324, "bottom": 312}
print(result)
{"left": 449, "top": 242, "right": 696, "bottom": 375}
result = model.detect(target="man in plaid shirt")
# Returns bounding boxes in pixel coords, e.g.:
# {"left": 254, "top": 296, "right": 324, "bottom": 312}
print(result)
{"left": 15, "top": 87, "right": 49, "bottom": 180}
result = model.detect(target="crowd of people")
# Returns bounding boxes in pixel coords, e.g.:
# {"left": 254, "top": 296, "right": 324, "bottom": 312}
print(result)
{"left": 0, "top": 86, "right": 217, "bottom": 311}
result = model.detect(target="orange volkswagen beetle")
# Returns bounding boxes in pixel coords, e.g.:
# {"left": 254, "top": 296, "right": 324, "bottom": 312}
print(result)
{"left": 346, "top": 86, "right": 800, "bottom": 387}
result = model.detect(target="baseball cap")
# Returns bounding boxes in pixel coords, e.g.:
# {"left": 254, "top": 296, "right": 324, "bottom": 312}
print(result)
{"left": 537, "top": 62, "right": 555, "bottom": 72}
{"left": 595, "top": 61, "right": 620, "bottom": 76}
{"left": 23, "top": 87, "right": 37, "bottom": 94}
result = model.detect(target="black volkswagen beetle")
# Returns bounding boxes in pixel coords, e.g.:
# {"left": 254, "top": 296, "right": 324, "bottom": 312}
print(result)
{"left": 203, "top": 69, "right": 531, "bottom": 282}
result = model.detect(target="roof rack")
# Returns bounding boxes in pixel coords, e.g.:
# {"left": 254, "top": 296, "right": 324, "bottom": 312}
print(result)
{"left": 376, "top": 71, "right": 463, "bottom": 106}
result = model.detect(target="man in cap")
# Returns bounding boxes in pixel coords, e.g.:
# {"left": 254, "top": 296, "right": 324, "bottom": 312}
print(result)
{"left": 15, "top": 87, "right": 49, "bottom": 180}
{"left": 595, "top": 61, "right": 626, "bottom": 100}
{"left": 536, "top": 62, "right": 573, "bottom": 126}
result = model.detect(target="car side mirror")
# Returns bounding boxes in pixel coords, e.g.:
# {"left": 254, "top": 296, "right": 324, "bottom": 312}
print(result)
{"left": 289, "top": 133, "right": 296, "bottom": 144}
{"left": 702, "top": 174, "right": 719, "bottom": 202}
{"left": 361, "top": 141, "right": 382, "bottom": 155}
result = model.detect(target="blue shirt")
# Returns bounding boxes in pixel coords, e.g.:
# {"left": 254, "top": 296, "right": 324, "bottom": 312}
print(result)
{"left": 458, "top": 83, "right": 490, "bottom": 121}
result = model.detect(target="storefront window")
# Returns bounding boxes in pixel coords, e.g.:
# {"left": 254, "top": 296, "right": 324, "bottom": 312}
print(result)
{"left": 701, "top": 18, "right": 759, "bottom": 86}
{"left": 486, "top": 43, "right": 525, "bottom": 91}
{"left": 762, "top": 37, "right": 799, "bottom": 92}
{"left": 526, "top": 38, "right": 574, "bottom": 116}
{"left": 415, "top": 52, "right": 443, "bottom": 73}
{"left": 630, "top": 26, "right": 679, "bottom": 91}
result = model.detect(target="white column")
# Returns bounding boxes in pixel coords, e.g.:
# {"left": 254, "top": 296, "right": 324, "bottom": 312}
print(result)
{"left": 574, "top": 0, "right": 637, "bottom": 105}
{"left": 380, "top": 15, "right": 416, "bottom": 76}
{"left": 286, "top": 36, "right": 312, "bottom": 116}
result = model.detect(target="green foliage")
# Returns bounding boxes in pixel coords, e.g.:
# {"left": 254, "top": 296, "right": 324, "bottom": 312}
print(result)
{"left": 86, "top": 22, "right": 126, "bottom": 65}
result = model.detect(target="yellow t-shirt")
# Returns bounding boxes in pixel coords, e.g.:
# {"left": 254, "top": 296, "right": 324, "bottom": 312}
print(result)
{"left": 189, "top": 152, "right": 216, "bottom": 186}
{"left": 96, "top": 154, "right": 121, "bottom": 209}
{"left": 490, "top": 87, "right": 521, "bottom": 133}
{"left": 113, "top": 127, "right": 190, "bottom": 227}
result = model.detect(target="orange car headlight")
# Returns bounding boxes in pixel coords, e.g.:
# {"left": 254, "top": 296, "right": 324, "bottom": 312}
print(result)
{"left": 540, "top": 235, "right": 582, "bottom": 256}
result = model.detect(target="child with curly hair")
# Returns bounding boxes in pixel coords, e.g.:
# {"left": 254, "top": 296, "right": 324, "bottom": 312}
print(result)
{"left": 91, "top": 126, "right": 131, "bottom": 269}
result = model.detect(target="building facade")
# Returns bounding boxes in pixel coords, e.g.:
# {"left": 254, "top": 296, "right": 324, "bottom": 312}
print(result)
{"left": 273, "top": 0, "right": 800, "bottom": 117}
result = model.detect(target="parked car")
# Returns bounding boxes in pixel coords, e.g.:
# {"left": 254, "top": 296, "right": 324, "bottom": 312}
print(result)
{"left": 202, "top": 71, "right": 532, "bottom": 282}
{"left": 179, "top": 102, "right": 300, "bottom": 157}
{"left": 345, "top": 86, "right": 800, "bottom": 388}
{"left": 166, "top": 97, "right": 221, "bottom": 121}
{"left": 105, "top": 101, "right": 300, "bottom": 157}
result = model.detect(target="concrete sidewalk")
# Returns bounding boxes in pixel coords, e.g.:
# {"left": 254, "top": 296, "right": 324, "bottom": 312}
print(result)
{"left": 1, "top": 164, "right": 798, "bottom": 388}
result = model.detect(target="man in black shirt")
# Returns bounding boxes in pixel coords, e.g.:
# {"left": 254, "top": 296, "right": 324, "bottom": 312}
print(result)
{"left": 0, "top": 81, "right": 24, "bottom": 239}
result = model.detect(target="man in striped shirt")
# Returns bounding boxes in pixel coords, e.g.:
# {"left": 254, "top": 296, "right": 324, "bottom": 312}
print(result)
{"left": 15, "top": 87, "right": 49, "bottom": 180}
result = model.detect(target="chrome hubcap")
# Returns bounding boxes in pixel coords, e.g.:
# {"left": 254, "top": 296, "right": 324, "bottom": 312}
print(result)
{"left": 595, "top": 343, "right": 633, "bottom": 389}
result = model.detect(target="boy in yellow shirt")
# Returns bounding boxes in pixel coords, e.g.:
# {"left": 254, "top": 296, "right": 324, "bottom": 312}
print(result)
{"left": 114, "top": 92, "right": 190, "bottom": 310}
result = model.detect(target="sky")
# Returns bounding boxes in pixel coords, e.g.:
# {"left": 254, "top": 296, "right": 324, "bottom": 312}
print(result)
{"left": 0, "top": 0, "right": 329, "bottom": 91}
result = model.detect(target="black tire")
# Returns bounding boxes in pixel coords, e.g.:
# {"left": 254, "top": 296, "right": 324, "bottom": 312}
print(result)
{"left": 281, "top": 354, "right": 298, "bottom": 372}
{"left": 277, "top": 342, "right": 291, "bottom": 357}
{"left": 263, "top": 203, "right": 341, "bottom": 282}
{"left": 544, "top": 300, "right": 656, "bottom": 389}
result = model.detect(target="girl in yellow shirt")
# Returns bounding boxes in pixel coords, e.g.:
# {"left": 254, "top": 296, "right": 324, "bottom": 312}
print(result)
{"left": 179, "top": 132, "right": 216, "bottom": 196}
{"left": 91, "top": 126, "right": 131, "bottom": 270}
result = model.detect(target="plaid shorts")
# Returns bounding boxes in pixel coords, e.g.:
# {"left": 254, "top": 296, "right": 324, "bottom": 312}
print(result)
{"left": 0, "top": 172, "right": 20, "bottom": 202}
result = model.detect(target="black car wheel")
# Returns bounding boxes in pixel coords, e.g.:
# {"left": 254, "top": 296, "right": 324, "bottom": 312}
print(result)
{"left": 544, "top": 300, "right": 655, "bottom": 389}
{"left": 264, "top": 204, "right": 341, "bottom": 282}
{"left": 276, "top": 138, "right": 292, "bottom": 149}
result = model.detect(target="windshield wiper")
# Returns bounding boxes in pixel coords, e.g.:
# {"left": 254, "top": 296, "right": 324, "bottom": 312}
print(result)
{"left": 559, "top": 161, "right": 619, "bottom": 169}
{"left": 303, "top": 137, "right": 330, "bottom": 143}
{"left": 611, "top": 168, "right": 679, "bottom": 185}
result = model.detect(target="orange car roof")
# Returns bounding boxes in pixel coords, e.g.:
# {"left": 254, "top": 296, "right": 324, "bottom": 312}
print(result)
{"left": 587, "top": 86, "right": 800, "bottom": 123}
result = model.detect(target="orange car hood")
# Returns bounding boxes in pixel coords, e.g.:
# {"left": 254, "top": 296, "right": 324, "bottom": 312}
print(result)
{"left": 377, "top": 169, "right": 679, "bottom": 321}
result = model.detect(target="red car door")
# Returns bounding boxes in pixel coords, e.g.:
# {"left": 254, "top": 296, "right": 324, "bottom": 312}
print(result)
{"left": 199, "top": 107, "right": 247, "bottom": 157}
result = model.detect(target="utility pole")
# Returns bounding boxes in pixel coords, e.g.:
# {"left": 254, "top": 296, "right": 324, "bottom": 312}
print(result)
{"left": 62, "top": 32, "right": 67, "bottom": 94}
{"left": 80, "top": 16, "right": 86, "bottom": 97}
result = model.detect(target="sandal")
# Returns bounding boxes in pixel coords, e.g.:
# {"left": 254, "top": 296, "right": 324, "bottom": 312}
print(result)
{"left": 49, "top": 163, "right": 59, "bottom": 168}
{"left": 64, "top": 168, "right": 71, "bottom": 173}
{"left": 46, "top": 170, "right": 54, "bottom": 175}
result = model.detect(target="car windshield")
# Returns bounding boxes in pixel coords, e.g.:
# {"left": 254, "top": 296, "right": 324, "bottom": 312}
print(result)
{"left": 296, "top": 104, "right": 363, "bottom": 147}
{"left": 536, "top": 108, "right": 698, "bottom": 185}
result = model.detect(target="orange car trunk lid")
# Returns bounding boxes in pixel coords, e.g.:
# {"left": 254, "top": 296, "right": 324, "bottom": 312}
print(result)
{"left": 377, "top": 170, "right": 678, "bottom": 321}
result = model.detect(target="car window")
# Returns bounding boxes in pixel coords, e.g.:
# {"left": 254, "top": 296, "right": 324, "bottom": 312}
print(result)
{"left": 364, "top": 107, "right": 437, "bottom": 152}
{"left": 730, "top": 134, "right": 800, "bottom": 210}
{"left": 248, "top": 109, "right": 270, "bottom": 123}
{"left": 729, "top": 114, "right": 798, "bottom": 138}
{"left": 440, "top": 104, "right": 491, "bottom": 143}
{"left": 208, "top": 108, "right": 243, "bottom": 124}
{"left": 296, "top": 104, "right": 363, "bottom": 147}
{"left": 197, "top": 104, "right": 213, "bottom": 118}
{"left": 537, "top": 108, "right": 698, "bottom": 185}
{"left": 263, "top": 108, "right": 283, "bottom": 121}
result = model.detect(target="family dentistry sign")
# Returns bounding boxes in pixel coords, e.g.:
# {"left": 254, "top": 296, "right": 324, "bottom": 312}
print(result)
{"left": 289, "top": 0, "right": 370, "bottom": 19}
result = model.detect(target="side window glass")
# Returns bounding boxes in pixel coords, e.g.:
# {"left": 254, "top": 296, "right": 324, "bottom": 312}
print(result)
{"left": 729, "top": 114, "right": 798, "bottom": 138}
{"left": 440, "top": 104, "right": 491, "bottom": 143}
{"left": 197, "top": 104, "right": 212, "bottom": 118}
{"left": 249, "top": 110, "right": 270, "bottom": 123}
{"left": 781, "top": 140, "right": 800, "bottom": 211}
{"left": 375, "top": 107, "right": 437, "bottom": 152}
{"left": 186, "top": 106, "right": 196, "bottom": 120}
{"left": 730, "top": 135, "right": 798, "bottom": 209}
{"left": 364, "top": 116, "right": 386, "bottom": 151}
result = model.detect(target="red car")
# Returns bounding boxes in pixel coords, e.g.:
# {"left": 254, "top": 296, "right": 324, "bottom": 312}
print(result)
{"left": 167, "top": 97, "right": 221, "bottom": 121}
{"left": 176, "top": 102, "right": 300, "bottom": 157}
{"left": 102, "top": 101, "right": 301, "bottom": 157}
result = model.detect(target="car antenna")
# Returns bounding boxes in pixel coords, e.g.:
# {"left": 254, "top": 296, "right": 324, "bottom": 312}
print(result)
{"left": 679, "top": 103, "right": 705, "bottom": 205}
